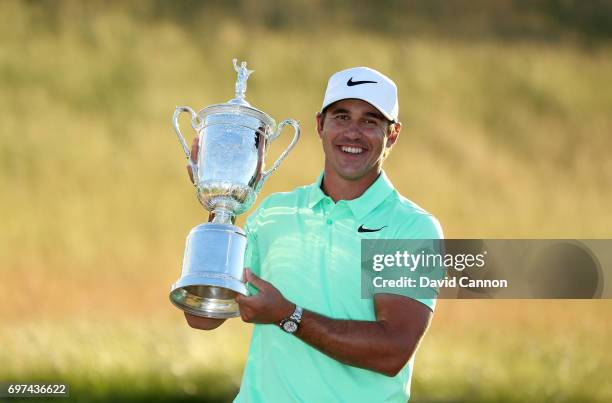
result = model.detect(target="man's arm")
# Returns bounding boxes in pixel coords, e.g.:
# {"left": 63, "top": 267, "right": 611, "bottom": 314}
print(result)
{"left": 296, "top": 294, "right": 432, "bottom": 376}
{"left": 236, "top": 269, "right": 433, "bottom": 377}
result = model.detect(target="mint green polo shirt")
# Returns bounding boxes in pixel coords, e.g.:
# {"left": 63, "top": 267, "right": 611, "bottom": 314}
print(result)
{"left": 234, "top": 171, "right": 444, "bottom": 403}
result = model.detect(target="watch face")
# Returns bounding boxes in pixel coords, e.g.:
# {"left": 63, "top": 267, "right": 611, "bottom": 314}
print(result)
{"left": 282, "top": 320, "right": 298, "bottom": 333}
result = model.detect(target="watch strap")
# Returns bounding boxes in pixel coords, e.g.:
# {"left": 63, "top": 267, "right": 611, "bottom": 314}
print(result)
{"left": 279, "top": 305, "right": 303, "bottom": 333}
{"left": 289, "top": 306, "right": 303, "bottom": 323}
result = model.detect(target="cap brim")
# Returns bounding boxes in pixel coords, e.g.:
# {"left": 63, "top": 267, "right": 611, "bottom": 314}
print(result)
{"left": 321, "top": 96, "right": 395, "bottom": 122}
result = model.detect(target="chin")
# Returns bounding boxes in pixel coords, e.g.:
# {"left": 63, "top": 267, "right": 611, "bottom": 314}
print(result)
{"left": 337, "top": 169, "right": 369, "bottom": 181}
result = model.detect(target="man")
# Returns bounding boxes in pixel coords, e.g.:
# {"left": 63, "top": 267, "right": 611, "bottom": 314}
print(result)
{"left": 185, "top": 67, "right": 443, "bottom": 402}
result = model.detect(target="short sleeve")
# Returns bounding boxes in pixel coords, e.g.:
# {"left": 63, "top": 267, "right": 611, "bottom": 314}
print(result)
{"left": 403, "top": 214, "right": 444, "bottom": 240}
{"left": 372, "top": 214, "right": 445, "bottom": 311}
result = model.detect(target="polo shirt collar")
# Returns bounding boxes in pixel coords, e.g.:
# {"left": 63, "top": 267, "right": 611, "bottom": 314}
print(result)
{"left": 307, "top": 171, "right": 328, "bottom": 208}
{"left": 346, "top": 171, "right": 395, "bottom": 219}
{"left": 307, "top": 171, "right": 395, "bottom": 219}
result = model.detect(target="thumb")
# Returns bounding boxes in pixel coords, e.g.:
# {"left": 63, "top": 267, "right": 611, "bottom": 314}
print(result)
{"left": 187, "top": 164, "right": 194, "bottom": 183}
{"left": 245, "top": 268, "right": 268, "bottom": 290}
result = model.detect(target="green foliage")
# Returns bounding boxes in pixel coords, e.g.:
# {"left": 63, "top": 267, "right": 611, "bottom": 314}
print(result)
{"left": 1, "top": 304, "right": 611, "bottom": 402}
{"left": 20, "top": 0, "right": 612, "bottom": 42}
{"left": 0, "top": 320, "right": 247, "bottom": 402}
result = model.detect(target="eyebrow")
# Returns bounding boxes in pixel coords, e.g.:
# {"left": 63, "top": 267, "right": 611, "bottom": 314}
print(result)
{"left": 329, "top": 108, "right": 351, "bottom": 115}
{"left": 363, "top": 111, "right": 385, "bottom": 121}
{"left": 329, "top": 108, "right": 385, "bottom": 121}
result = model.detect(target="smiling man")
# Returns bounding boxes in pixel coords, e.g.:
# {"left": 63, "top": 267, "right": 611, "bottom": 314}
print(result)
{"left": 185, "top": 67, "right": 444, "bottom": 402}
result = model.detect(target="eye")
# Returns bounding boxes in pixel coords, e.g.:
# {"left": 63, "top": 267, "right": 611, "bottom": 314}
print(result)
{"left": 361, "top": 118, "right": 380, "bottom": 127}
{"left": 334, "top": 114, "right": 350, "bottom": 121}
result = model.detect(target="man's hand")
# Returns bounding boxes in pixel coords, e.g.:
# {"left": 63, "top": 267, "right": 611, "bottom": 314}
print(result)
{"left": 235, "top": 268, "right": 295, "bottom": 324}
{"left": 187, "top": 137, "right": 199, "bottom": 184}
{"left": 184, "top": 313, "right": 226, "bottom": 330}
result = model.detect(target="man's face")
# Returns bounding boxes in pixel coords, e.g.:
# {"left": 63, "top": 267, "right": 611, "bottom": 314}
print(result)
{"left": 317, "top": 99, "right": 400, "bottom": 182}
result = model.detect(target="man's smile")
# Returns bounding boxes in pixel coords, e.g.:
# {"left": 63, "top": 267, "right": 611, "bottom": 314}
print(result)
{"left": 339, "top": 145, "right": 366, "bottom": 155}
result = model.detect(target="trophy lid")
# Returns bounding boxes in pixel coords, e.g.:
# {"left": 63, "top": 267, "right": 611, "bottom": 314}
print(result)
{"left": 197, "top": 58, "right": 275, "bottom": 130}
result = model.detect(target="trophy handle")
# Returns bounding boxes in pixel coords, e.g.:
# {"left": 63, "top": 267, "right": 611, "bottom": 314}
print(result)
{"left": 173, "top": 106, "right": 202, "bottom": 182}
{"left": 259, "top": 119, "right": 300, "bottom": 187}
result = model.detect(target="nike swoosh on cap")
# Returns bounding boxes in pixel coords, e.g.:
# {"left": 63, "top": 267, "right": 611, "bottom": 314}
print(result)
{"left": 347, "top": 77, "right": 378, "bottom": 86}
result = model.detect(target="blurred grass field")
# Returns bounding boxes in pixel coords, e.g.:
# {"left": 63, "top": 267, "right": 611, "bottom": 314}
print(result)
{"left": 2, "top": 301, "right": 611, "bottom": 402}
{"left": 1, "top": 1, "right": 612, "bottom": 402}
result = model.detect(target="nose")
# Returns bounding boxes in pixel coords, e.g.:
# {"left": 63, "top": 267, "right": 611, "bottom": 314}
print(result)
{"left": 343, "top": 120, "right": 363, "bottom": 140}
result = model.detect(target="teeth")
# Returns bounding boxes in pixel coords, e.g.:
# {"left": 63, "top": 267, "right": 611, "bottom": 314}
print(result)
{"left": 341, "top": 146, "right": 364, "bottom": 154}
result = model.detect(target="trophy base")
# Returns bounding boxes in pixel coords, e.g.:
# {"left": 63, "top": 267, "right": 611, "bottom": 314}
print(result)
{"left": 169, "top": 223, "right": 248, "bottom": 319}
{"left": 170, "top": 274, "right": 247, "bottom": 319}
{"left": 170, "top": 286, "right": 240, "bottom": 319}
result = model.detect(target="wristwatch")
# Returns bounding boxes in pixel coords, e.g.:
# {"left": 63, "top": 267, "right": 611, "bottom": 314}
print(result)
{"left": 279, "top": 305, "right": 303, "bottom": 334}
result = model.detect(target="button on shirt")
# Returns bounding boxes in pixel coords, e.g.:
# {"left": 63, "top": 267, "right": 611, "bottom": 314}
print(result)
{"left": 234, "top": 171, "right": 444, "bottom": 403}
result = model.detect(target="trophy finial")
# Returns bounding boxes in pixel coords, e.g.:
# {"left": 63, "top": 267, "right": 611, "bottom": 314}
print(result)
{"left": 232, "top": 58, "right": 254, "bottom": 104}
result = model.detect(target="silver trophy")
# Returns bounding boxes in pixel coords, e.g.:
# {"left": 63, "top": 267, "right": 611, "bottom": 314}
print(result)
{"left": 169, "top": 59, "right": 300, "bottom": 318}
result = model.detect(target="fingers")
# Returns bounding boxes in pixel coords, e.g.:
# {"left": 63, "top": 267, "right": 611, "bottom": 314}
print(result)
{"left": 244, "top": 268, "right": 268, "bottom": 290}
{"left": 235, "top": 292, "right": 247, "bottom": 304}
{"left": 186, "top": 137, "right": 199, "bottom": 184}
{"left": 235, "top": 271, "right": 287, "bottom": 324}
{"left": 236, "top": 269, "right": 263, "bottom": 322}
{"left": 187, "top": 164, "right": 194, "bottom": 183}
{"left": 190, "top": 137, "right": 199, "bottom": 164}
{"left": 235, "top": 292, "right": 255, "bottom": 323}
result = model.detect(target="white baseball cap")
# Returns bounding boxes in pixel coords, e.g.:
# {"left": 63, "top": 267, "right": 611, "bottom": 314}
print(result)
{"left": 321, "top": 67, "right": 399, "bottom": 122}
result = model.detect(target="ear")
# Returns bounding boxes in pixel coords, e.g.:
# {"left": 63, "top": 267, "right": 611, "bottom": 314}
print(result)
{"left": 386, "top": 122, "right": 401, "bottom": 148}
{"left": 316, "top": 112, "right": 324, "bottom": 139}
